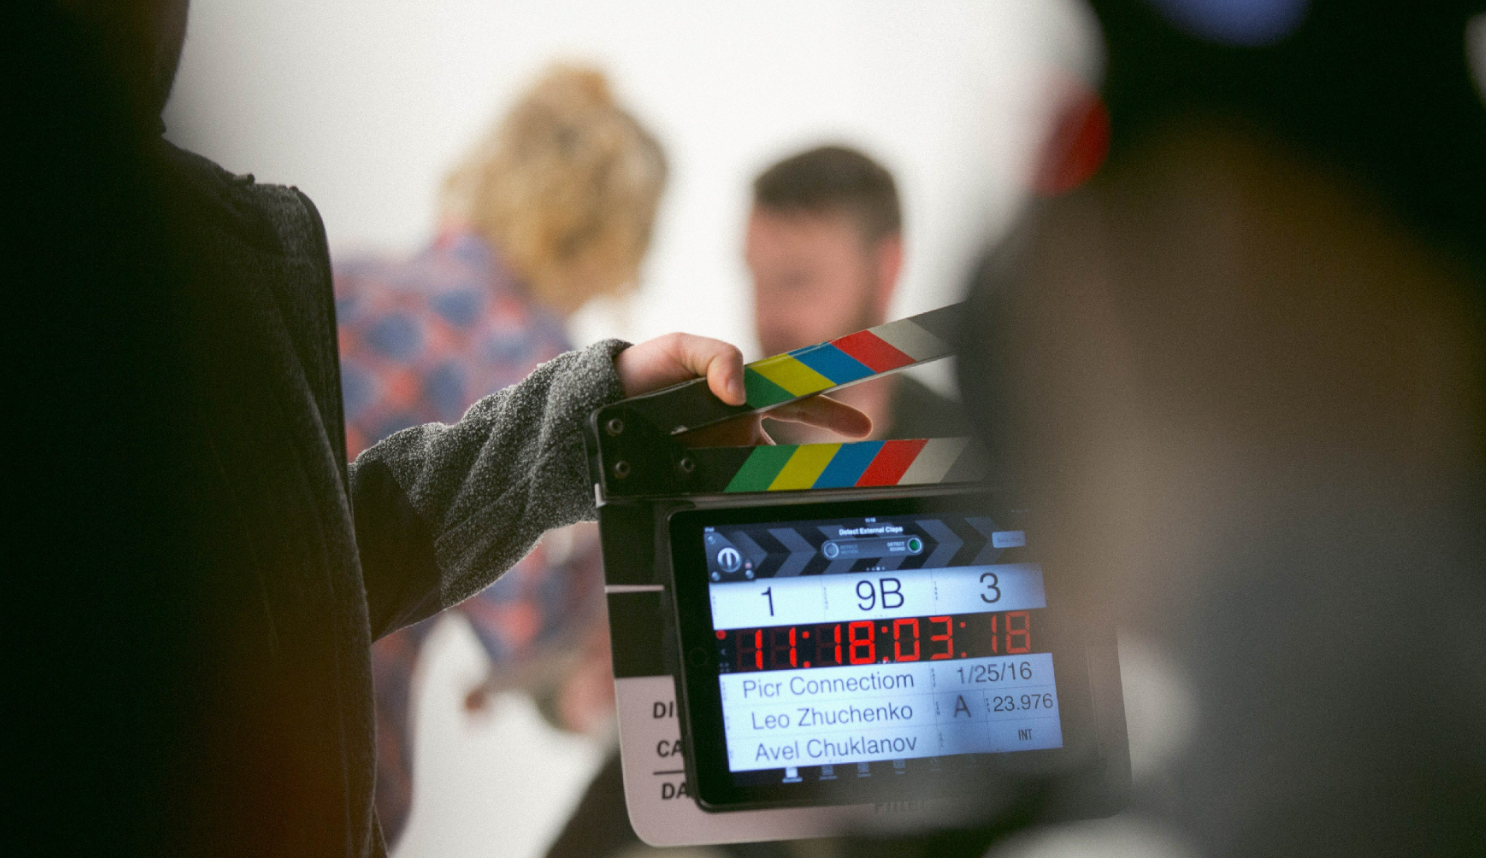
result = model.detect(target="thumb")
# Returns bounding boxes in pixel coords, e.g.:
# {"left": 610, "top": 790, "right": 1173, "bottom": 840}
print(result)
{"left": 617, "top": 333, "right": 747, "bottom": 404}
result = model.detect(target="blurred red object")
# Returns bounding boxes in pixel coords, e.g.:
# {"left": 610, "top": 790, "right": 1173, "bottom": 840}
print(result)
{"left": 1034, "top": 79, "right": 1112, "bottom": 196}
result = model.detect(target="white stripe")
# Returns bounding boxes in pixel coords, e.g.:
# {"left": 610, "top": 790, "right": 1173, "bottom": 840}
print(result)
{"left": 606, "top": 584, "right": 665, "bottom": 593}
{"left": 868, "top": 318, "right": 951, "bottom": 362}
{"left": 899, "top": 437, "right": 969, "bottom": 484}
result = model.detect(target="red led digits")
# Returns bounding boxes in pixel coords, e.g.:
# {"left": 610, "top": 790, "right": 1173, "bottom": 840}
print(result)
{"left": 721, "top": 610, "right": 1038, "bottom": 672}
{"left": 814, "top": 624, "right": 840, "bottom": 667}
{"left": 928, "top": 615, "right": 954, "bottom": 660}
{"left": 738, "top": 628, "right": 763, "bottom": 670}
{"left": 769, "top": 626, "right": 797, "bottom": 668}
{"left": 1006, "top": 611, "right": 1031, "bottom": 654}
{"left": 892, "top": 617, "right": 921, "bottom": 661}
{"left": 847, "top": 620, "right": 876, "bottom": 664}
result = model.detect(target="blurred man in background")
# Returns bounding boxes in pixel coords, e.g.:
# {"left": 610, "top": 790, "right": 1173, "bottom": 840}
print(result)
{"left": 334, "top": 64, "right": 667, "bottom": 847}
{"left": 747, "top": 145, "right": 968, "bottom": 444}
{"left": 546, "top": 144, "right": 974, "bottom": 858}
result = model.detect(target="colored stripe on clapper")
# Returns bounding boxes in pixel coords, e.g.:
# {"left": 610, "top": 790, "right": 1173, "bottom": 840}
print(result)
{"left": 811, "top": 440, "right": 884, "bottom": 488}
{"left": 830, "top": 331, "right": 915, "bottom": 374}
{"left": 898, "top": 438, "right": 970, "bottom": 484}
{"left": 855, "top": 439, "right": 929, "bottom": 486}
{"left": 724, "top": 445, "right": 797, "bottom": 493}
{"left": 748, "top": 355, "right": 833, "bottom": 399}
{"left": 720, "top": 438, "right": 980, "bottom": 493}
{"left": 768, "top": 444, "right": 840, "bottom": 491}
{"left": 867, "top": 316, "right": 950, "bottom": 362}
{"left": 740, "top": 316, "right": 953, "bottom": 409}
{"left": 787, "top": 343, "right": 875, "bottom": 386}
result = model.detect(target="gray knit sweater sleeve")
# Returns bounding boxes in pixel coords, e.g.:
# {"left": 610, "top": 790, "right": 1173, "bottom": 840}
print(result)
{"left": 348, "top": 339, "right": 629, "bottom": 637}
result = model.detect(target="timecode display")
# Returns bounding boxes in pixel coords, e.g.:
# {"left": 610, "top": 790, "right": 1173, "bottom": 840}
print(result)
{"left": 716, "top": 609, "right": 1046, "bottom": 673}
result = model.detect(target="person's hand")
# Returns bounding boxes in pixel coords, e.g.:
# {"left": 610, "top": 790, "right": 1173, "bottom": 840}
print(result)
{"left": 614, "top": 333, "right": 871, "bottom": 446}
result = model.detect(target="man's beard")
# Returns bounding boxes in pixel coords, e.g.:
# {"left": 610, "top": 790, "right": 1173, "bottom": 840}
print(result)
{"left": 759, "top": 276, "right": 881, "bottom": 357}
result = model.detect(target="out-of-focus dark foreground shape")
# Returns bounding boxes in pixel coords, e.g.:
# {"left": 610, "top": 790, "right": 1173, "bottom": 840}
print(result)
{"left": 11, "top": 2, "right": 397, "bottom": 856}
{"left": 959, "top": 0, "right": 1486, "bottom": 855}
{"left": 5, "top": 2, "right": 199, "bottom": 857}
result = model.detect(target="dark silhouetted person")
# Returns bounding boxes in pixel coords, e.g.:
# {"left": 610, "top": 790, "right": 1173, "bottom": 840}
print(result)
{"left": 959, "top": 1, "right": 1486, "bottom": 856}
{"left": 4, "top": 5, "right": 866, "bottom": 857}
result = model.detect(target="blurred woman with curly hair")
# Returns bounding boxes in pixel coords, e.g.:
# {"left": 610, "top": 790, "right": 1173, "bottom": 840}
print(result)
{"left": 333, "top": 64, "right": 667, "bottom": 847}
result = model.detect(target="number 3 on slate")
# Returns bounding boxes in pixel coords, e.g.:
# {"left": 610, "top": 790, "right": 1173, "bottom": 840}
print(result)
{"left": 980, "top": 572, "right": 1000, "bottom": 603}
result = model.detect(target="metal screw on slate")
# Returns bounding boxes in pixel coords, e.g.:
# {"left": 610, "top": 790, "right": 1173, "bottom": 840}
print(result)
{"left": 677, "top": 456, "right": 695, "bottom": 475}
{"left": 605, "top": 417, "right": 624, "bottom": 436}
{"left": 613, "top": 460, "right": 631, "bottom": 479}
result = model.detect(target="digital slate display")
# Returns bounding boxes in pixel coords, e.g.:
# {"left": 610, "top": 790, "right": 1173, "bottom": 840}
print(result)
{"left": 669, "top": 493, "right": 1101, "bottom": 811}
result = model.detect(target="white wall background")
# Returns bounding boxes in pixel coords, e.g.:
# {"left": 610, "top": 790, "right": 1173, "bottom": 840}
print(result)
{"left": 163, "top": 3, "right": 1097, "bottom": 856}
{"left": 165, "top": 0, "right": 1097, "bottom": 359}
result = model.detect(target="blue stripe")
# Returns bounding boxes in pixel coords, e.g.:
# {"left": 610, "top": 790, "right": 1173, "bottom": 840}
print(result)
{"left": 812, "top": 440, "right": 884, "bottom": 488}
{"left": 788, "top": 343, "right": 875, "bottom": 385}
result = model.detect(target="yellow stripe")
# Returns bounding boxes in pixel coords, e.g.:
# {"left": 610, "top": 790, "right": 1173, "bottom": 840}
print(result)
{"left": 768, "top": 443, "right": 841, "bottom": 491}
{"left": 749, "top": 355, "right": 835, "bottom": 397}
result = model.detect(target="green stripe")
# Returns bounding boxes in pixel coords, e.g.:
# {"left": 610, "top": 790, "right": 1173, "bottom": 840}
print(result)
{"left": 725, "top": 445, "right": 798, "bottom": 493}
{"left": 744, "top": 366, "right": 795, "bottom": 408}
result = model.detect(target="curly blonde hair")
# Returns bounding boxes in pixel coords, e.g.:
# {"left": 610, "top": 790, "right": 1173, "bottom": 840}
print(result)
{"left": 440, "top": 65, "right": 667, "bottom": 313}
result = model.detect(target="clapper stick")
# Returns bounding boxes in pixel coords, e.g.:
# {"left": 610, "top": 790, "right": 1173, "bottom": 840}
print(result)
{"left": 588, "top": 303, "right": 983, "bottom": 499}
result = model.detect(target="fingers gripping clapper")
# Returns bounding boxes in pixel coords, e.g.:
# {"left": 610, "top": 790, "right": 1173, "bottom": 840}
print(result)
{"left": 588, "top": 304, "right": 971, "bottom": 499}
{"left": 584, "top": 304, "right": 1129, "bottom": 847}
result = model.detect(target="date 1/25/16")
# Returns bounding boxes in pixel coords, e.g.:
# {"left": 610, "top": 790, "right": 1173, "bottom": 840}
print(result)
{"left": 717, "top": 609, "right": 1044, "bottom": 673}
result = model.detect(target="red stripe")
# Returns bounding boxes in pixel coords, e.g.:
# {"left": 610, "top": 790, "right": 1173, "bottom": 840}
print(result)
{"left": 855, "top": 439, "right": 928, "bottom": 487}
{"left": 831, "top": 331, "right": 915, "bottom": 373}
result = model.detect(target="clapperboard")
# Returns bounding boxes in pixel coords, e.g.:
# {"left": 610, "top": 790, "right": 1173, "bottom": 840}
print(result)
{"left": 585, "top": 305, "right": 1129, "bottom": 846}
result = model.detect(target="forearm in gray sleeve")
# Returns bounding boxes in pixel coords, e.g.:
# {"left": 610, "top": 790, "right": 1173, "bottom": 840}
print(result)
{"left": 350, "top": 338, "right": 629, "bottom": 630}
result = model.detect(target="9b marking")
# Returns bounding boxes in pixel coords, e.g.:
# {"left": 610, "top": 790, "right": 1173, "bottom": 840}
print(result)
{"left": 856, "top": 577, "right": 904, "bottom": 611}
{"left": 761, "top": 576, "right": 906, "bottom": 617}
